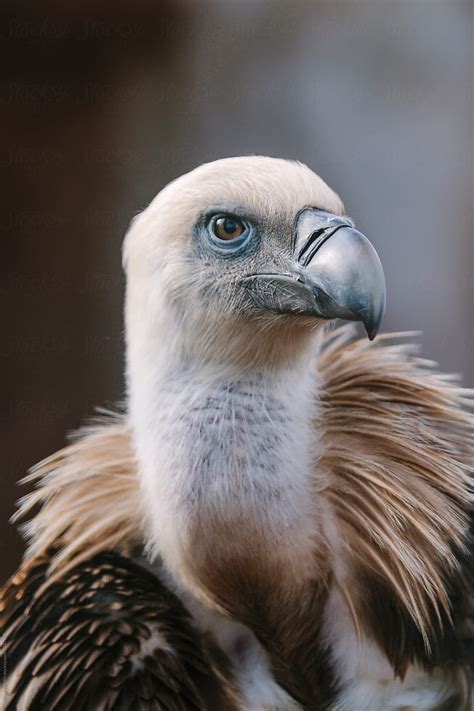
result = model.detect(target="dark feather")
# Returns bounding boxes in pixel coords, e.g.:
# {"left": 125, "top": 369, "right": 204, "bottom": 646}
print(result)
{"left": 1, "top": 551, "right": 239, "bottom": 710}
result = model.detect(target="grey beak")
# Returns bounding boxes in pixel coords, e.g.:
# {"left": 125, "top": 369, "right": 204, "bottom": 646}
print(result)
{"left": 241, "top": 209, "right": 386, "bottom": 340}
{"left": 293, "top": 209, "right": 386, "bottom": 339}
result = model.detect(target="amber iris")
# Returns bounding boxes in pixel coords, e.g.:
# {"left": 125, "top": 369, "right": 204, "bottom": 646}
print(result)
{"left": 213, "top": 216, "right": 245, "bottom": 241}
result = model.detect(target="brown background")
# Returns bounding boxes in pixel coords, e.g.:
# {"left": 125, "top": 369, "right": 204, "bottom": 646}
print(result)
{"left": 2, "top": 0, "right": 473, "bottom": 583}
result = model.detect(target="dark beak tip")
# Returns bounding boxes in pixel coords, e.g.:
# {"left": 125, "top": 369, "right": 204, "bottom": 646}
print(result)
{"left": 364, "top": 296, "right": 386, "bottom": 340}
{"left": 366, "top": 325, "right": 377, "bottom": 341}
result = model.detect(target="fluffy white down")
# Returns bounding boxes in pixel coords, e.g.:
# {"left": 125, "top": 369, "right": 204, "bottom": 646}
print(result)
{"left": 323, "top": 587, "right": 455, "bottom": 711}
{"left": 177, "top": 586, "right": 451, "bottom": 711}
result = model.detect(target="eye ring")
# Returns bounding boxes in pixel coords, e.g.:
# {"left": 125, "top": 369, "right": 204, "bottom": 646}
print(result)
{"left": 207, "top": 213, "right": 252, "bottom": 254}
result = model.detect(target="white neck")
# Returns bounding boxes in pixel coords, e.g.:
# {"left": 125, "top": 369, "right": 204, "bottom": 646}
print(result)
{"left": 126, "top": 315, "right": 457, "bottom": 710}
{"left": 127, "top": 323, "right": 326, "bottom": 599}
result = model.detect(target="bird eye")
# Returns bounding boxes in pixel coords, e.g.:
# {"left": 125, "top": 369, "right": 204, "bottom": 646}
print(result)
{"left": 212, "top": 216, "right": 245, "bottom": 241}
{"left": 206, "top": 214, "right": 253, "bottom": 255}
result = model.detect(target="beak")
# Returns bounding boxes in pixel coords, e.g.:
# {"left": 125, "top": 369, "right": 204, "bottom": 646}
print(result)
{"left": 242, "top": 209, "right": 386, "bottom": 340}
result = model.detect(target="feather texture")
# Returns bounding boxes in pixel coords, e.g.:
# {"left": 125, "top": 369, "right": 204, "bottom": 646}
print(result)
{"left": 2, "top": 326, "right": 473, "bottom": 709}
{"left": 318, "top": 329, "right": 473, "bottom": 651}
{"left": 1, "top": 551, "right": 240, "bottom": 710}
{"left": 12, "top": 412, "right": 140, "bottom": 585}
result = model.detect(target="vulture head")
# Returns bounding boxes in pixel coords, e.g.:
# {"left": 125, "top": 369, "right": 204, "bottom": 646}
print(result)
{"left": 123, "top": 156, "right": 385, "bottom": 374}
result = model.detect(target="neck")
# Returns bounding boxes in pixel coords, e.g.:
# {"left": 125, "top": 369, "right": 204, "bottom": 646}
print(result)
{"left": 127, "top": 325, "right": 328, "bottom": 605}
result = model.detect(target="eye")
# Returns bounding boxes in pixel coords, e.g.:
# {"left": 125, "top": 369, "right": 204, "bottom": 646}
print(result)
{"left": 206, "top": 213, "right": 253, "bottom": 254}
{"left": 213, "top": 216, "right": 245, "bottom": 241}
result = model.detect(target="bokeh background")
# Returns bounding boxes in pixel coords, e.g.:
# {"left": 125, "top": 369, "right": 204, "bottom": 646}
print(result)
{"left": 3, "top": 0, "right": 473, "bottom": 582}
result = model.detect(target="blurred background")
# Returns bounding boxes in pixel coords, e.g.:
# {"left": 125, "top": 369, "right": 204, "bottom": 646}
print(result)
{"left": 2, "top": 0, "right": 473, "bottom": 582}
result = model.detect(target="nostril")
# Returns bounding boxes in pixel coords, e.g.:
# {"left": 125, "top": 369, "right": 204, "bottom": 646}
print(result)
{"left": 297, "top": 227, "right": 326, "bottom": 264}
{"left": 298, "top": 225, "right": 347, "bottom": 267}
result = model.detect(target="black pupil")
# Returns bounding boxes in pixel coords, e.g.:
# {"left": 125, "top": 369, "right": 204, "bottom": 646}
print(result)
{"left": 223, "top": 218, "right": 238, "bottom": 234}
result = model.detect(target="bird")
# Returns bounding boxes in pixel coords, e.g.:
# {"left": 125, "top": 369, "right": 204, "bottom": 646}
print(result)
{"left": 1, "top": 156, "right": 472, "bottom": 711}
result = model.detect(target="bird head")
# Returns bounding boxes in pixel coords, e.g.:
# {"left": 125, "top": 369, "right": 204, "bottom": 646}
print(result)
{"left": 123, "top": 156, "right": 385, "bottom": 371}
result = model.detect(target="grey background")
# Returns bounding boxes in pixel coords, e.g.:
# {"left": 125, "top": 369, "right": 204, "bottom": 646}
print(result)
{"left": 3, "top": 0, "right": 473, "bottom": 581}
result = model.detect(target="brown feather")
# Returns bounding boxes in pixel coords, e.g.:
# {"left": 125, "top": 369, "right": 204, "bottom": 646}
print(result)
{"left": 12, "top": 411, "right": 142, "bottom": 585}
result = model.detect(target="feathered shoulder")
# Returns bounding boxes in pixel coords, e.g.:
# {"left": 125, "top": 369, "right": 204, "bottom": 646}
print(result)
{"left": 317, "top": 327, "right": 473, "bottom": 677}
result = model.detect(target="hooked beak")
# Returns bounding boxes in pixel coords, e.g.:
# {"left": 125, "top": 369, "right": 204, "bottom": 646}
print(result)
{"left": 243, "top": 209, "right": 386, "bottom": 340}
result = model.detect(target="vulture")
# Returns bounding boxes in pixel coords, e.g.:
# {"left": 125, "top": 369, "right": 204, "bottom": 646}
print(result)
{"left": 1, "top": 156, "right": 473, "bottom": 711}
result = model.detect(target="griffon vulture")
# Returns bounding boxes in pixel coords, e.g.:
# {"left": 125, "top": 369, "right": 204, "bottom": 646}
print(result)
{"left": 1, "top": 157, "right": 472, "bottom": 710}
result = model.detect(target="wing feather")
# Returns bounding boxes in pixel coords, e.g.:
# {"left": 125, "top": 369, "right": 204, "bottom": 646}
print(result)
{"left": 1, "top": 551, "right": 239, "bottom": 710}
